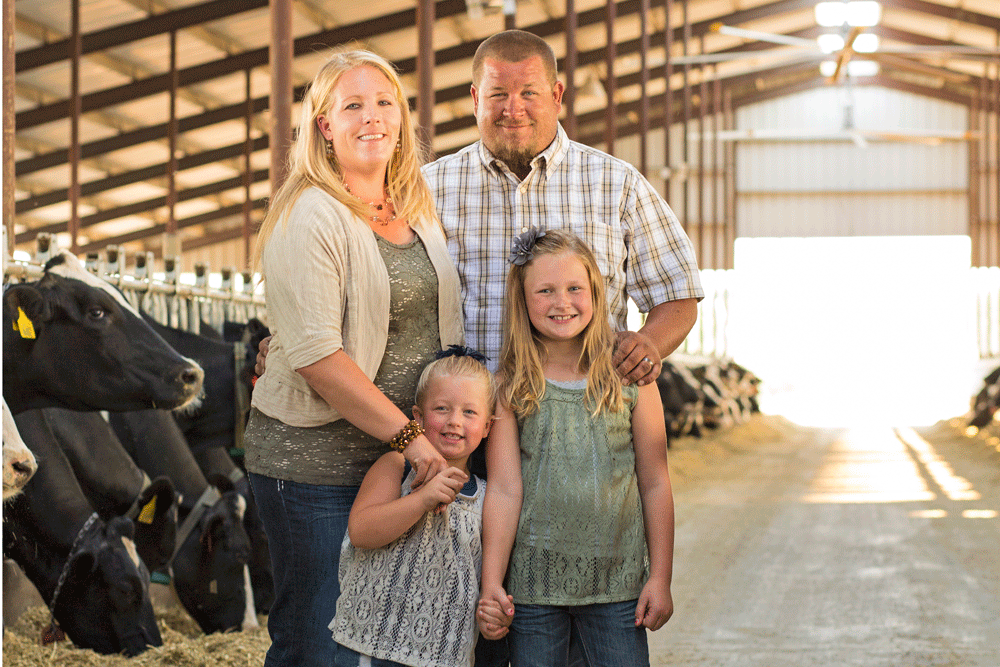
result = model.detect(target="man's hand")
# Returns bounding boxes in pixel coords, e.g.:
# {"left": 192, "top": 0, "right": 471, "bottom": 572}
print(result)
{"left": 613, "top": 331, "right": 661, "bottom": 386}
{"left": 255, "top": 335, "right": 272, "bottom": 377}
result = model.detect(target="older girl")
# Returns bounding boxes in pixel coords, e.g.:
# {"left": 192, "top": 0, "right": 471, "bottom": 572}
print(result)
{"left": 479, "top": 229, "right": 675, "bottom": 667}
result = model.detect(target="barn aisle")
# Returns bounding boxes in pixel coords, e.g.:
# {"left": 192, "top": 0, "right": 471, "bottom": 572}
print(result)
{"left": 650, "top": 415, "right": 1000, "bottom": 667}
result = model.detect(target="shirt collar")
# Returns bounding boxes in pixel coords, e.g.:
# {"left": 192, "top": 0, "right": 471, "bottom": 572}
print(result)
{"left": 476, "top": 123, "right": 569, "bottom": 180}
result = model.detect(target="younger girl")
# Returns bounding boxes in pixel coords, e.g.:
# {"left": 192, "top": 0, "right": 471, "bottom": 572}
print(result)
{"left": 479, "top": 229, "right": 675, "bottom": 667}
{"left": 331, "top": 347, "right": 509, "bottom": 667}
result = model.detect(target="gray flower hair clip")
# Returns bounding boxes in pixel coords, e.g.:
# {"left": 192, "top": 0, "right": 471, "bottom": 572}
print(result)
{"left": 508, "top": 227, "right": 546, "bottom": 266}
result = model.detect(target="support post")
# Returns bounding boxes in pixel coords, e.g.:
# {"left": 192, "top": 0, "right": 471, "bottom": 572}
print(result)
{"left": 269, "top": 0, "right": 293, "bottom": 193}
{"left": 417, "top": 0, "right": 435, "bottom": 147}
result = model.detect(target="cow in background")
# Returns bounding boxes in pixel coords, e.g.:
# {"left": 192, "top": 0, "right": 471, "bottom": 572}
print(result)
{"left": 109, "top": 408, "right": 258, "bottom": 634}
{"left": 3, "top": 397, "right": 37, "bottom": 501}
{"left": 970, "top": 365, "right": 1000, "bottom": 429}
{"left": 142, "top": 315, "right": 274, "bottom": 613}
{"left": 42, "top": 408, "right": 178, "bottom": 573}
{"left": 4, "top": 409, "right": 161, "bottom": 656}
{"left": 3, "top": 251, "right": 203, "bottom": 415}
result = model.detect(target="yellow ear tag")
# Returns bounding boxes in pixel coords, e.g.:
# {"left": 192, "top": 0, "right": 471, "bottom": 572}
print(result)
{"left": 137, "top": 496, "right": 157, "bottom": 524}
{"left": 14, "top": 308, "right": 36, "bottom": 339}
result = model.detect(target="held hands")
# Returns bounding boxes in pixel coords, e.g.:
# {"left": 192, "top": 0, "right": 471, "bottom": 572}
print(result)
{"left": 477, "top": 586, "right": 514, "bottom": 640}
{"left": 634, "top": 576, "right": 673, "bottom": 631}
{"left": 613, "top": 331, "right": 661, "bottom": 386}
{"left": 412, "top": 466, "right": 469, "bottom": 514}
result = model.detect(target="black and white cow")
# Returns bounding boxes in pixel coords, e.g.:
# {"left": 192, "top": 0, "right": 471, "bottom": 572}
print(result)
{"left": 970, "top": 365, "right": 1000, "bottom": 429}
{"left": 4, "top": 409, "right": 162, "bottom": 656}
{"left": 42, "top": 408, "right": 178, "bottom": 573}
{"left": 142, "top": 315, "right": 274, "bottom": 613}
{"left": 3, "top": 397, "right": 37, "bottom": 501}
{"left": 109, "top": 408, "right": 258, "bottom": 634}
{"left": 3, "top": 251, "right": 204, "bottom": 415}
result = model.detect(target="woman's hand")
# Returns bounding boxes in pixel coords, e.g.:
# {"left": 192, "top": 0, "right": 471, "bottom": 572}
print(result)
{"left": 403, "top": 434, "right": 449, "bottom": 488}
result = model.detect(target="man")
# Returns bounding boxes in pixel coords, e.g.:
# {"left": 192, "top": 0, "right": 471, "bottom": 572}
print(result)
{"left": 422, "top": 30, "right": 702, "bottom": 386}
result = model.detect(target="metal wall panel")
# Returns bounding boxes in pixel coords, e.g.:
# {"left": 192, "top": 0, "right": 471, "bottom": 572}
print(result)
{"left": 735, "top": 87, "right": 969, "bottom": 238}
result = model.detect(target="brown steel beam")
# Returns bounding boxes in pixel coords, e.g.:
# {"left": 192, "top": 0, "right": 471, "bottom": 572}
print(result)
{"left": 167, "top": 30, "right": 178, "bottom": 236}
{"left": 638, "top": 0, "right": 649, "bottom": 175}
{"left": 884, "top": 0, "right": 1000, "bottom": 33}
{"left": 3, "top": 0, "right": 13, "bottom": 256}
{"left": 418, "top": 0, "right": 435, "bottom": 144}
{"left": 73, "top": 199, "right": 268, "bottom": 255}
{"left": 17, "top": 136, "right": 269, "bottom": 214}
{"left": 15, "top": 0, "right": 811, "bottom": 133}
{"left": 15, "top": 0, "right": 468, "bottom": 131}
{"left": 243, "top": 68, "right": 253, "bottom": 270}
{"left": 605, "top": 0, "right": 616, "bottom": 154}
{"left": 18, "top": 169, "right": 270, "bottom": 244}
{"left": 69, "top": 0, "right": 81, "bottom": 253}
{"left": 16, "top": 0, "right": 268, "bottom": 73}
{"left": 564, "top": 0, "right": 577, "bottom": 141}
{"left": 665, "top": 0, "right": 673, "bottom": 197}
{"left": 269, "top": 0, "right": 293, "bottom": 193}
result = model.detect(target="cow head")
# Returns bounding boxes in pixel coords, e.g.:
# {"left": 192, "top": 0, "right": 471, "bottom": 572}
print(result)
{"left": 130, "top": 476, "right": 178, "bottom": 573}
{"left": 3, "top": 251, "right": 204, "bottom": 414}
{"left": 53, "top": 516, "right": 162, "bottom": 656}
{"left": 2, "top": 397, "right": 37, "bottom": 501}
{"left": 171, "top": 487, "right": 257, "bottom": 634}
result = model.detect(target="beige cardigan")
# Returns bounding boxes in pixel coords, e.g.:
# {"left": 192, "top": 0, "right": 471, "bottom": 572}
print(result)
{"left": 251, "top": 187, "right": 464, "bottom": 427}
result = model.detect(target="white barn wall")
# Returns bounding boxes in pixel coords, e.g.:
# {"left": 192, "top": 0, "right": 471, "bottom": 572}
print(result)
{"left": 735, "top": 87, "right": 968, "bottom": 238}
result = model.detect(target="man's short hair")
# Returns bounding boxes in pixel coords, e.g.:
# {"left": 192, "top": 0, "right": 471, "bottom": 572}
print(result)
{"left": 472, "top": 30, "right": 558, "bottom": 87}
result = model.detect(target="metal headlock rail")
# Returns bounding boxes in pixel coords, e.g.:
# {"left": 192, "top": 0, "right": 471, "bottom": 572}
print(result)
{"left": 3, "top": 233, "right": 267, "bottom": 334}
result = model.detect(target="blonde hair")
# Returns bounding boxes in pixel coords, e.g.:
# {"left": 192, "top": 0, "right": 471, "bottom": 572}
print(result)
{"left": 252, "top": 50, "right": 437, "bottom": 276}
{"left": 498, "top": 229, "right": 623, "bottom": 417}
{"left": 415, "top": 352, "right": 498, "bottom": 416}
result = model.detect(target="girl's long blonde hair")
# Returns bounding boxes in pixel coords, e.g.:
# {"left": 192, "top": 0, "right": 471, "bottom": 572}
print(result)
{"left": 252, "top": 50, "right": 437, "bottom": 276}
{"left": 498, "top": 229, "right": 624, "bottom": 417}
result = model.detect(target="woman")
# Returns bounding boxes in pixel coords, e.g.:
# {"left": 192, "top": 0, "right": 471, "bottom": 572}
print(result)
{"left": 246, "top": 50, "right": 464, "bottom": 667}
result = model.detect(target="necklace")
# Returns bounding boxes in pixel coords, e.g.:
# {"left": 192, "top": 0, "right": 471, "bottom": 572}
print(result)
{"left": 344, "top": 184, "right": 396, "bottom": 226}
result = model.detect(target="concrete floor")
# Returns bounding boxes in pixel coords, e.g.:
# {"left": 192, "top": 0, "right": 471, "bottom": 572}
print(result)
{"left": 5, "top": 414, "right": 998, "bottom": 666}
{"left": 650, "top": 416, "right": 1000, "bottom": 667}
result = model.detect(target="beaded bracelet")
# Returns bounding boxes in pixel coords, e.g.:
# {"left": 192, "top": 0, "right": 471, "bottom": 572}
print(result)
{"left": 387, "top": 420, "right": 424, "bottom": 453}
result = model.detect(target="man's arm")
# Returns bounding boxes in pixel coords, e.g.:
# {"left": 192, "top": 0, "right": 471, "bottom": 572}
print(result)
{"left": 613, "top": 298, "right": 698, "bottom": 386}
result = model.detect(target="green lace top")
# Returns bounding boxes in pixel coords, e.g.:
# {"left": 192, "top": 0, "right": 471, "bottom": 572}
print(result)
{"left": 507, "top": 380, "right": 647, "bottom": 605}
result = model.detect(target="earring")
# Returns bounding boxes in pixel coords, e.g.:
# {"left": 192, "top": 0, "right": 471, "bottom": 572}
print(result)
{"left": 326, "top": 139, "right": 335, "bottom": 162}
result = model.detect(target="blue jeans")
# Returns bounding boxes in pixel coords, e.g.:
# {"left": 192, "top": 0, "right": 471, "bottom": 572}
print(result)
{"left": 249, "top": 472, "right": 359, "bottom": 667}
{"left": 509, "top": 600, "right": 648, "bottom": 667}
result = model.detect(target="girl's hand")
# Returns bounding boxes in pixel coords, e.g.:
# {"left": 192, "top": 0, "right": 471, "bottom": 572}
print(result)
{"left": 403, "top": 434, "right": 449, "bottom": 488}
{"left": 635, "top": 577, "right": 673, "bottom": 631}
{"left": 477, "top": 588, "right": 514, "bottom": 639}
{"left": 413, "top": 467, "right": 468, "bottom": 513}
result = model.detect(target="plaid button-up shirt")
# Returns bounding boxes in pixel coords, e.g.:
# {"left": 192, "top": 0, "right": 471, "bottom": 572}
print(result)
{"left": 422, "top": 124, "right": 704, "bottom": 370}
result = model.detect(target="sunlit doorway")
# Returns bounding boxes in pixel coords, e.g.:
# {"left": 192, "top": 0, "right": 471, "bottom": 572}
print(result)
{"left": 727, "top": 236, "right": 982, "bottom": 427}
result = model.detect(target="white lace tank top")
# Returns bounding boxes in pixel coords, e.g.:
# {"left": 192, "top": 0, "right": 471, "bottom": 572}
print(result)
{"left": 330, "top": 468, "right": 485, "bottom": 667}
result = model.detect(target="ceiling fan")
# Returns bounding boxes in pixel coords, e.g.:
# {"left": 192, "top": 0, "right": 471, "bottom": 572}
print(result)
{"left": 677, "top": 20, "right": 995, "bottom": 147}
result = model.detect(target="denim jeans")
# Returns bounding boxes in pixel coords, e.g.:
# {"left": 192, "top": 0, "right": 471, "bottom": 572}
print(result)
{"left": 249, "top": 472, "right": 359, "bottom": 667}
{"left": 509, "top": 600, "right": 648, "bottom": 667}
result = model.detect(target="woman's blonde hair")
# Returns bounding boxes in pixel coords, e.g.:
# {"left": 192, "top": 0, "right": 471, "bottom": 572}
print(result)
{"left": 498, "top": 229, "right": 623, "bottom": 417}
{"left": 252, "top": 50, "right": 437, "bottom": 276}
